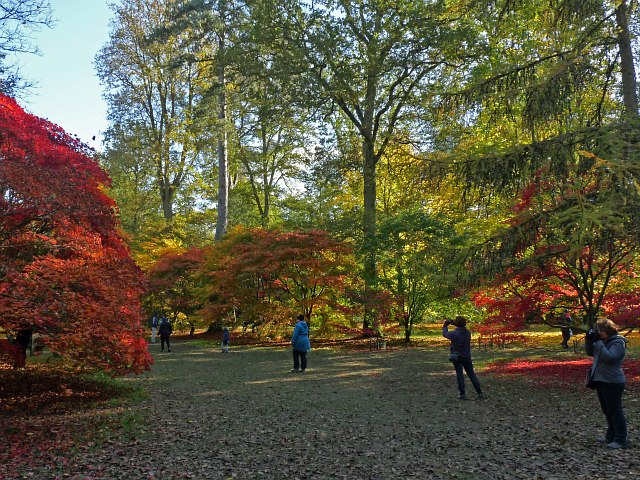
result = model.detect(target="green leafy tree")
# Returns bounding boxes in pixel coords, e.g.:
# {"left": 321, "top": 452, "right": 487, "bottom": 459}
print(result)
{"left": 441, "top": 1, "right": 640, "bottom": 328}
{"left": 234, "top": 52, "right": 310, "bottom": 228}
{"left": 251, "top": 0, "right": 480, "bottom": 328}
{"left": 378, "top": 211, "right": 460, "bottom": 342}
{"left": 466, "top": 151, "right": 640, "bottom": 328}
{"left": 97, "top": 0, "right": 218, "bottom": 223}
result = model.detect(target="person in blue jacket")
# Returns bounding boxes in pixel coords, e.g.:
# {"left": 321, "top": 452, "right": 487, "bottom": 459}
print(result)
{"left": 443, "top": 316, "right": 484, "bottom": 400}
{"left": 290, "top": 314, "right": 310, "bottom": 372}
{"left": 221, "top": 326, "right": 230, "bottom": 353}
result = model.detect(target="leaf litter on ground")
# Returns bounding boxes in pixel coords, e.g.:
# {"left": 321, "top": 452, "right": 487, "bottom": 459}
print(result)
{"left": 0, "top": 341, "right": 638, "bottom": 479}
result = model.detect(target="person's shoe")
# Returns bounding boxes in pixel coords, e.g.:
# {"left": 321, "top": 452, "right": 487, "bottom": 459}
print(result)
{"left": 596, "top": 437, "right": 611, "bottom": 444}
{"left": 477, "top": 393, "right": 486, "bottom": 400}
{"left": 606, "top": 441, "right": 629, "bottom": 449}
{"left": 290, "top": 368, "right": 299, "bottom": 373}
{"left": 168, "top": 349, "right": 172, "bottom": 352}
{"left": 457, "top": 394, "right": 467, "bottom": 400}
{"left": 300, "top": 369, "right": 306, "bottom": 373}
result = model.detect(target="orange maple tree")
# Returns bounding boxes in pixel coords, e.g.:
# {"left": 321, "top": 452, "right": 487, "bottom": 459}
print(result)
{"left": 144, "top": 247, "right": 206, "bottom": 324}
{"left": 0, "top": 94, "right": 152, "bottom": 374}
{"left": 198, "top": 227, "right": 354, "bottom": 329}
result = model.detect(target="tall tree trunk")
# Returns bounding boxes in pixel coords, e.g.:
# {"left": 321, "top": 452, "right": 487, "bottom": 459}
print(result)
{"left": 262, "top": 179, "right": 270, "bottom": 228}
{"left": 215, "top": 0, "right": 228, "bottom": 241}
{"left": 362, "top": 138, "right": 377, "bottom": 330}
{"left": 361, "top": 58, "right": 380, "bottom": 331}
{"left": 261, "top": 133, "right": 270, "bottom": 227}
{"left": 397, "top": 264, "right": 411, "bottom": 343}
{"left": 161, "top": 182, "right": 174, "bottom": 220}
{"left": 615, "top": 0, "right": 639, "bottom": 120}
{"left": 361, "top": 59, "right": 380, "bottom": 331}
{"left": 404, "top": 318, "right": 412, "bottom": 343}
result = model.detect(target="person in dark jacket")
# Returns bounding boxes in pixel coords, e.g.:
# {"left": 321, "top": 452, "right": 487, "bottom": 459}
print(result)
{"left": 15, "top": 328, "right": 33, "bottom": 368}
{"left": 221, "top": 327, "right": 230, "bottom": 353}
{"left": 560, "top": 309, "right": 572, "bottom": 349}
{"left": 158, "top": 316, "right": 172, "bottom": 352}
{"left": 290, "top": 314, "right": 310, "bottom": 372}
{"left": 586, "top": 318, "right": 628, "bottom": 449}
{"left": 443, "top": 316, "right": 484, "bottom": 400}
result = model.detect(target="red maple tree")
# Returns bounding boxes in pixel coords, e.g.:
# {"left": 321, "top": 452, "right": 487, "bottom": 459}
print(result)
{"left": 470, "top": 153, "right": 640, "bottom": 333}
{"left": 0, "top": 94, "right": 152, "bottom": 374}
{"left": 144, "top": 247, "right": 206, "bottom": 330}
{"left": 198, "top": 227, "right": 353, "bottom": 330}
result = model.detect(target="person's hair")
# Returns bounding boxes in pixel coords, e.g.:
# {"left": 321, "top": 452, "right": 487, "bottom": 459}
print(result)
{"left": 297, "top": 314, "right": 305, "bottom": 321}
{"left": 596, "top": 318, "right": 618, "bottom": 337}
{"left": 453, "top": 315, "right": 467, "bottom": 328}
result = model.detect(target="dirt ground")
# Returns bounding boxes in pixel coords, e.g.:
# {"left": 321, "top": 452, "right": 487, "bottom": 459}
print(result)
{"left": 1, "top": 340, "right": 638, "bottom": 479}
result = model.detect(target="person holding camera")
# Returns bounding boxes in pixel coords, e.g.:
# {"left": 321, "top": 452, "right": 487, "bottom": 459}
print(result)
{"left": 443, "top": 316, "right": 484, "bottom": 400}
{"left": 585, "top": 318, "right": 629, "bottom": 449}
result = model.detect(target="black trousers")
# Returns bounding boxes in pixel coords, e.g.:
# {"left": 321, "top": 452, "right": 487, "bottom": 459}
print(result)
{"left": 453, "top": 356, "right": 482, "bottom": 395}
{"left": 595, "top": 381, "right": 627, "bottom": 444}
{"left": 293, "top": 349, "right": 307, "bottom": 371}
{"left": 161, "top": 335, "right": 171, "bottom": 350}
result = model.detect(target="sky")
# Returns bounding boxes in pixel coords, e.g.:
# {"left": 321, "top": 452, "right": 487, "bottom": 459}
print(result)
{"left": 13, "top": 0, "right": 113, "bottom": 148}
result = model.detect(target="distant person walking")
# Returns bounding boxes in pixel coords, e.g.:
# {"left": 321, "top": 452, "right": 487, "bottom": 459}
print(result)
{"left": 290, "top": 314, "right": 310, "bottom": 373}
{"left": 586, "top": 318, "right": 628, "bottom": 449}
{"left": 443, "top": 316, "right": 484, "bottom": 400}
{"left": 158, "top": 316, "right": 172, "bottom": 352}
{"left": 151, "top": 313, "right": 159, "bottom": 344}
{"left": 560, "top": 309, "right": 573, "bottom": 349}
{"left": 15, "top": 328, "right": 33, "bottom": 369}
{"left": 221, "top": 327, "right": 230, "bottom": 353}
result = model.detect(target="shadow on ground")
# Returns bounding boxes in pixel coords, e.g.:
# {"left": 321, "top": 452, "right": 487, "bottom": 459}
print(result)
{"left": 2, "top": 341, "right": 638, "bottom": 479}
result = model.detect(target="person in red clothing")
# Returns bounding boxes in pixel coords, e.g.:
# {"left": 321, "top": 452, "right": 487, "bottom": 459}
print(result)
{"left": 443, "top": 316, "right": 484, "bottom": 400}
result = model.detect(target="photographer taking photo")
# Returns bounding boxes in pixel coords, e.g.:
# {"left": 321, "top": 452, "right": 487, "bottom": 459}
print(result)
{"left": 586, "top": 318, "right": 629, "bottom": 449}
{"left": 443, "top": 316, "right": 485, "bottom": 401}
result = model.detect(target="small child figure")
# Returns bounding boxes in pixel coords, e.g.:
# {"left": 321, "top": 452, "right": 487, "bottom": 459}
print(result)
{"left": 221, "top": 327, "right": 230, "bottom": 353}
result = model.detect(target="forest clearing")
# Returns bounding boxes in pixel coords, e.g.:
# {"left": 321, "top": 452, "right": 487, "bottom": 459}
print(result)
{"left": 1, "top": 332, "right": 639, "bottom": 479}
{"left": 2, "top": 1, "right": 640, "bottom": 478}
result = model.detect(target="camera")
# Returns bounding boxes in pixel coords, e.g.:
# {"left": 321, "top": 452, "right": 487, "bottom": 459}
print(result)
{"left": 586, "top": 328, "right": 598, "bottom": 341}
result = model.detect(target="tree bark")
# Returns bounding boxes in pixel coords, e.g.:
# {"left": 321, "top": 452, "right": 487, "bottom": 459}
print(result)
{"left": 362, "top": 138, "right": 377, "bottom": 330}
{"left": 615, "top": 1, "right": 639, "bottom": 120}
{"left": 161, "top": 178, "right": 174, "bottom": 220}
{"left": 215, "top": 0, "right": 229, "bottom": 241}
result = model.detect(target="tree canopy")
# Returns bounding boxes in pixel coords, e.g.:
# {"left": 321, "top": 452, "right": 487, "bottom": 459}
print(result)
{"left": 93, "top": 0, "right": 640, "bottom": 338}
{"left": 0, "top": 93, "right": 152, "bottom": 374}
{"left": 0, "top": 0, "right": 52, "bottom": 95}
